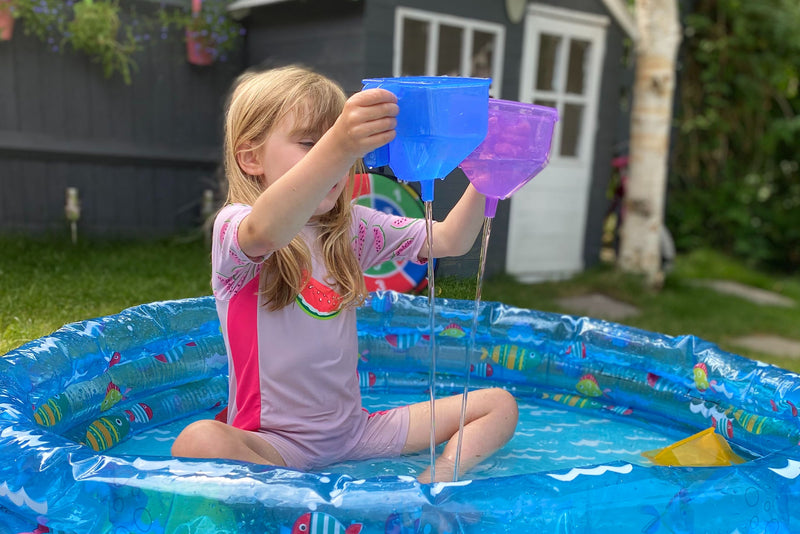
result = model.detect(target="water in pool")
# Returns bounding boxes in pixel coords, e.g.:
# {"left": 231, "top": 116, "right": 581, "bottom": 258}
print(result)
{"left": 111, "top": 392, "right": 684, "bottom": 479}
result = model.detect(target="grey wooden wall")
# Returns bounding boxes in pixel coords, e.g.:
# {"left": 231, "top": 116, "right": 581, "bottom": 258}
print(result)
{"left": 0, "top": 1, "right": 243, "bottom": 238}
{"left": 0, "top": 0, "right": 630, "bottom": 279}
{"left": 243, "top": 0, "right": 366, "bottom": 93}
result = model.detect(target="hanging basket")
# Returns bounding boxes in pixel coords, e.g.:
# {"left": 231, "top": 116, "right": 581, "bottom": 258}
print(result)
{"left": 185, "top": 0, "right": 213, "bottom": 65}
{"left": 185, "top": 30, "right": 214, "bottom": 66}
{"left": 0, "top": 0, "right": 14, "bottom": 41}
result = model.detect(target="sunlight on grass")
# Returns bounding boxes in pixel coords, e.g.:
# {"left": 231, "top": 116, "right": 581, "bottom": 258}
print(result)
{"left": 2, "top": 237, "right": 798, "bottom": 373}
{"left": 474, "top": 252, "right": 800, "bottom": 372}
{"left": 0, "top": 235, "right": 210, "bottom": 354}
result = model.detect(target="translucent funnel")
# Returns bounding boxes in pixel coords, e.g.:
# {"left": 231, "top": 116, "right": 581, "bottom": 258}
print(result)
{"left": 459, "top": 99, "right": 558, "bottom": 217}
{"left": 361, "top": 76, "right": 491, "bottom": 201}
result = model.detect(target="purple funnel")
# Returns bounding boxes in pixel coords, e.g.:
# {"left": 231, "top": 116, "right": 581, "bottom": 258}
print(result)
{"left": 459, "top": 99, "right": 558, "bottom": 217}
{"left": 361, "top": 76, "right": 491, "bottom": 202}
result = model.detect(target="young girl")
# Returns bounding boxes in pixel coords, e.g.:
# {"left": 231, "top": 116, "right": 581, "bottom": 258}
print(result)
{"left": 171, "top": 65, "right": 518, "bottom": 483}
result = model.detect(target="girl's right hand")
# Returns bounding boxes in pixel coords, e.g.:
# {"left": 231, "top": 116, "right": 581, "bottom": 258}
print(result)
{"left": 331, "top": 89, "right": 398, "bottom": 160}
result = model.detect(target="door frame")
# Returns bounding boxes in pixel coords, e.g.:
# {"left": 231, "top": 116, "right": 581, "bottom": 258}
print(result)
{"left": 507, "top": 3, "right": 609, "bottom": 281}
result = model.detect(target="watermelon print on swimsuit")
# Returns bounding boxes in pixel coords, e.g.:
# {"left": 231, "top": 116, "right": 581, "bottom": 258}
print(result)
{"left": 296, "top": 275, "right": 342, "bottom": 320}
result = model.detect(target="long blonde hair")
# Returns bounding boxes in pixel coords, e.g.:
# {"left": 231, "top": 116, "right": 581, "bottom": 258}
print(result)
{"left": 223, "top": 65, "right": 367, "bottom": 311}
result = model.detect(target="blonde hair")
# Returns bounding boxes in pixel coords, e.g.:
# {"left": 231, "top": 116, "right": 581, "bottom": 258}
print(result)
{"left": 223, "top": 65, "right": 367, "bottom": 311}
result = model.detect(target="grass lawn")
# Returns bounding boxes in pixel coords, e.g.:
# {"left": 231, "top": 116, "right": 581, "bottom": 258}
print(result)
{"left": 2, "top": 235, "right": 799, "bottom": 372}
{"left": 0, "top": 235, "right": 211, "bottom": 353}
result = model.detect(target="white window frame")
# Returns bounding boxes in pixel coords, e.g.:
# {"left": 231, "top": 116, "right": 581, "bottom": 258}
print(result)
{"left": 393, "top": 7, "right": 505, "bottom": 96}
{"left": 519, "top": 3, "right": 608, "bottom": 166}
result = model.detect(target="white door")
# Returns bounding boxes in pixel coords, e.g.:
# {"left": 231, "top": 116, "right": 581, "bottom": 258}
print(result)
{"left": 506, "top": 4, "right": 608, "bottom": 281}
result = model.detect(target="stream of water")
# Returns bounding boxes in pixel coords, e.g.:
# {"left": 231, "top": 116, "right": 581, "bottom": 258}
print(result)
{"left": 452, "top": 216, "right": 492, "bottom": 481}
{"left": 424, "top": 199, "right": 438, "bottom": 482}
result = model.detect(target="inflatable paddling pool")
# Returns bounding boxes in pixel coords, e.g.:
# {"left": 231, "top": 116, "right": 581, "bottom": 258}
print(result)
{"left": 1, "top": 291, "right": 799, "bottom": 533}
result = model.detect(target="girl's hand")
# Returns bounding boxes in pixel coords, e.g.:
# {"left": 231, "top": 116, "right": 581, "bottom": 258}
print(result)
{"left": 330, "top": 89, "right": 398, "bottom": 160}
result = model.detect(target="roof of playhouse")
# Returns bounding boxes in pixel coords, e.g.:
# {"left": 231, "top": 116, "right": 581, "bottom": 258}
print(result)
{"left": 225, "top": 0, "right": 638, "bottom": 39}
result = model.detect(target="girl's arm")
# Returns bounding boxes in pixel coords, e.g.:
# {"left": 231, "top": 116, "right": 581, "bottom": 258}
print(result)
{"left": 239, "top": 89, "right": 398, "bottom": 258}
{"left": 421, "top": 184, "right": 487, "bottom": 259}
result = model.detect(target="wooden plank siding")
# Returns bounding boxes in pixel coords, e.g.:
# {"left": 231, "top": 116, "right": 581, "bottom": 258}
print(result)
{"left": 0, "top": 1, "right": 243, "bottom": 237}
{"left": 0, "top": 0, "right": 629, "bottom": 280}
{"left": 244, "top": 1, "right": 366, "bottom": 93}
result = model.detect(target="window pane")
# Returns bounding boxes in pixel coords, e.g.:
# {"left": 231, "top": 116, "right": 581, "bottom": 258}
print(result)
{"left": 566, "top": 39, "right": 590, "bottom": 95}
{"left": 536, "top": 34, "right": 561, "bottom": 92}
{"left": 402, "top": 18, "right": 428, "bottom": 76}
{"left": 560, "top": 103, "right": 583, "bottom": 157}
{"left": 437, "top": 25, "right": 463, "bottom": 76}
{"left": 472, "top": 30, "right": 495, "bottom": 79}
{"left": 534, "top": 99, "right": 557, "bottom": 109}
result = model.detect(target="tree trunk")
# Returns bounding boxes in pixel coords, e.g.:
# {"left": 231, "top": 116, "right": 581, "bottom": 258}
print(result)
{"left": 617, "top": 0, "right": 682, "bottom": 288}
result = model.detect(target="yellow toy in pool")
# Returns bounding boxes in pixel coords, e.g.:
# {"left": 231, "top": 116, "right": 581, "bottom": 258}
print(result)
{"left": 643, "top": 427, "right": 745, "bottom": 467}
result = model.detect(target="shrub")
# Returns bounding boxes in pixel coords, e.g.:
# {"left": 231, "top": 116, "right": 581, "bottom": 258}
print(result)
{"left": 669, "top": 0, "right": 800, "bottom": 271}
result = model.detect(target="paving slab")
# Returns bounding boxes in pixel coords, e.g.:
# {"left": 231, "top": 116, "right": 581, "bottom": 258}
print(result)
{"left": 556, "top": 293, "right": 640, "bottom": 321}
{"left": 694, "top": 279, "right": 795, "bottom": 307}
{"left": 729, "top": 335, "right": 800, "bottom": 359}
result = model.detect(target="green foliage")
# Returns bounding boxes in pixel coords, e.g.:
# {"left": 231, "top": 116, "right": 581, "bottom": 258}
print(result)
{"left": 7, "top": 0, "right": 244, "bottom": 83}
{"left": 68, "top": 0, "right": 138, "bottom": 84}
{"left": 669, "top": 0, "right": 800, "bottom": 271}
{"left": 10, "top": 0, "right": 141, "bottom": 83}
{"left": 7, "top": 0, "right": 64, "bottom": 42}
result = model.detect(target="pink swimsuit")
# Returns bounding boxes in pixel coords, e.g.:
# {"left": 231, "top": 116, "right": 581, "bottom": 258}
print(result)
{"left": 211, "top": 203, "right": 428, "bottom": 469}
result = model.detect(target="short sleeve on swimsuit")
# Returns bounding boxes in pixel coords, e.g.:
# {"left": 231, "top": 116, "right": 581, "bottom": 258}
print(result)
{"left": 351, "top": 204, "right": 429, "bottom": 272}
{"left": 211, "top": 204, "right": 266, "bottom": 301}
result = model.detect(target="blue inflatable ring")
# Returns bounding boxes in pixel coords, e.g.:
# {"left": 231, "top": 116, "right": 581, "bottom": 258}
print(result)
{"left": 1, "top": 292, "right": 799, "bottom": 533}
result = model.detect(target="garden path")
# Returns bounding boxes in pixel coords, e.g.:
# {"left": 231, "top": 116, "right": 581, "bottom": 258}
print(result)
{"left": 557, "top": 281, "right": 799, "bottom": 359}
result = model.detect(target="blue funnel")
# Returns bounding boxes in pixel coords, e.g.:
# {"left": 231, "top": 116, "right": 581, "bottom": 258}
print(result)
{"left": 362, "top": 76, "right": 490, "bottom": 201}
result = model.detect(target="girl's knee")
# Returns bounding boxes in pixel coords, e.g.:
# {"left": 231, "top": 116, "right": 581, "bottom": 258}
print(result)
{"left": 172, "top": 419, "right": 227, "bottom": 458}
{"left": 486, "top": 388, "right": 518, "bottom": 416}
{"left": 486, "top": 388, "right": 519, "bottom": 435}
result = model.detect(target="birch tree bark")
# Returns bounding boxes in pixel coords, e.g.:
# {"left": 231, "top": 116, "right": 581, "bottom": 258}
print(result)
{"left": 617, "top": 0, "right": 682, "bottom": 288}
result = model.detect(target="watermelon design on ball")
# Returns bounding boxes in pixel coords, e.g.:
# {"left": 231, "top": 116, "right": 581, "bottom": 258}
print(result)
{"left": 297, "top": 277, "right": 342, "bottom": 320}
